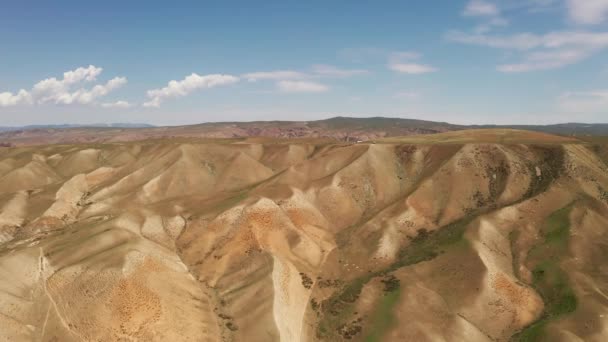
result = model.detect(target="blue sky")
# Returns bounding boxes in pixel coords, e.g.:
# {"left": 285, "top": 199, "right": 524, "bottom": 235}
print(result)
{"left": 1, "top": 0, "right": 608, "bottom": 126}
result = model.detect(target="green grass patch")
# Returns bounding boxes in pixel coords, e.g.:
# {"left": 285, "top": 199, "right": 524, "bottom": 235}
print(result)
{"left": 317, "top": 217, "right": 472, "bottom": 340}
{"left": 531, "top": 261, "right": 577, "bottom": 317}
{"left": 515, "top": 320, "right": 547, "bottom": 342}
{"left": 542, "top": 206, "right": 571, "bottom": 248}
{"left": 365, "top": 289, "right": 401, "bottom": 342}
{"left": 512, "top": 204, "right": 577, "bottom": 342}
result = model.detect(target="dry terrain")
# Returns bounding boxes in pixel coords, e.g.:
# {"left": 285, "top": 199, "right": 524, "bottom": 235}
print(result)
{"left": 0, "top": 129, "right": 607, "bottom": 341}
{"left": 1, "top": 117, "right": 607, "bottom": 147}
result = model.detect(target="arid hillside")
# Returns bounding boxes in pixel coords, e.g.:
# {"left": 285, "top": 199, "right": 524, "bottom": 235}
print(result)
{"left": 0, "top": 129, "right": 607, "bottom": 341}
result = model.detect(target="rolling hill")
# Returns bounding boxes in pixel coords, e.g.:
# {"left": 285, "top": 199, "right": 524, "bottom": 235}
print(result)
{"left": 0, "top": 129, "right": 607, "bottom": 341}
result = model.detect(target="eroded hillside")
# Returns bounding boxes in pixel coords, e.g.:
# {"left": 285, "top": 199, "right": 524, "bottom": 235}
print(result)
{"left": 0, "top": 130, "right": 607, "bottom": 341}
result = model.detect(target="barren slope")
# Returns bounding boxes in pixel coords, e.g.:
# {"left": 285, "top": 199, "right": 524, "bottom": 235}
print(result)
{"left": 0, "top": 130, "right": 607, "bottom": 341}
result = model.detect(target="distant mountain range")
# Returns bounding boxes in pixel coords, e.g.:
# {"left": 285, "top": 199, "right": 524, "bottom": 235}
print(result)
{"left": 305, "top": 116, "right": 608, "bottom": 136}
{"left": 0, "top": 117, "right": 607, "bottom": 146}
{"left": 472, "top": 122, "right": 608, "bottom": 137}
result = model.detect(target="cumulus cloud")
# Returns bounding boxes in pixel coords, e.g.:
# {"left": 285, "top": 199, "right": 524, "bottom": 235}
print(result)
{"left": 53, "top": 77, "right": 127, "bottom": 105}
{"left": 567, "top": 0, "right": 608, "bottom": 25}
{"left": 446, "top": 30, "right": 608, "bottom": 72}
{"left": 557, "top": 90, "right": 608, "bottom": 114}
{"left": 388, "top": 52, "right": 438, "bottom": 74}
{"left": 277, "top": 80, "right": 329, "bottom": 93}
{"left": 0, "top": 65, "right": 126, "bottom": 107}
{"left": 144, "top": 73, "right": 239, "bottom": 107}
{"left": 311, "top": 64, "right": 369, "bottom": 77}
{"left": 241, "top": 70, "right": 307, "bottom": 82}
{"left": 0, "top": 89, "right": 32, "bottom": 107}
{"left": 101, "top": 100, "right": 133, "bottom": 108}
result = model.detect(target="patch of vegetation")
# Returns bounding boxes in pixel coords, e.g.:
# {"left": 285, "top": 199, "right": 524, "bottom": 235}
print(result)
{"left": 531, "top": 262, "right": 577, "bottom": 316}
{"left": 338, "top": 318, "right": 363, "bottom": 340}
{"left": 217, "top": 311, "right": 239, "bottom": 332}
{"left": 406, "top": 228, "right": 427, "bottom": 243}
{"left": 364, "top": 290, "right": 401, "bottom": 342}
{"left": 512, "top": 205, "right": 577, "bottom": 342}
{"left": 395, "top": 218, "right": 470, "bottom": 268}
{"left": 487, "top": 161, "right": 509, "bottom": 203}
{"left": 380, "top": 275, "right": 400, "bottom": 293}
{"left": 225, "top": 321, "right": 239, "bottom": 331}
{"left": 218, "top": 313, "right": 232, "bottom": 320}
{"left": 541, "top": 207, "right": 571, "bottom": 248}
{"left": 471, "top": 190, "right": 487, "bottom": 209}
{"left": 523, "top": 146, "right": 565, "bottom": 199}
{"left": 317, "top": 278, "right": 343, "bottom": 289}
{"left": 395, "top": 145, "right": 417, "bottom": 165}
{"left": 598, "top": 185, "right": 608, "bottom": 203}
{"left": 300, "top": 272, "right": 313, "bottom": 289}
{"left": 514, "top": 320, "right": 546, "bottom": 342}
{"left": 317, "top": 217, "right": 472, "bottom": 340}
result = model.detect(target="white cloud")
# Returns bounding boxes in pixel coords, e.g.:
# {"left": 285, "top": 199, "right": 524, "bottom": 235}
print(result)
{"left": 567, "top": 0, "right": 608, "bottom": 25}
{"left": 311, "top": 64, "right": 369, "bottom": 77}
{"left": 142, "top": 97, "right": 161, "bottom": 108}
{"left": 497, "top": 49, "right": 590, "bottom": 72}
{"left": 446, "top": 31, "right": 539, "bottom": 49}
{"left": 447, "top": 30, "right": 608, "bottom": 50}
{"left": 101, "top": 100, "right": 132, "bottom": 108}
{"left": 474, "top": 17, "right": 509, "bottom": 34}
{"left": 61, "top": 65, "right": 103, "bottom": 84}
{"left": 388, "top": 52, "right": 438, "bottom": 74}
{"left": 463, "top": 0, "right": 499, "bottom": 17}
{"left": 0, "top": 89, "right": 32, "bottom": 107}
{"left": 389, "top": 63, "right": 438, "bottom": 74}
{"left": 557, "top": 90, "right": 608, "bottom": 114}
{"left": 32, "top": 65, "right": 104, "bottom": 104}
{"left": 277, "top": 80, "right": 329, "bottom": 93}
{"left": 54, "top": 77, "right": 127, "bottom": 105}
{"left": 144, "top": 73, "right": 239, "bottom": 107}
{"left": 447, "top": 30, "right": 608, "bottom": 72}
{"left": 0, "top": 65, "right": 126, "bottom": 107}
{"left": 243, "top": 66, "right": 367, "bottom": 82}
{"left": 242, "top": 70, "right": 307, "bottom": 82}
